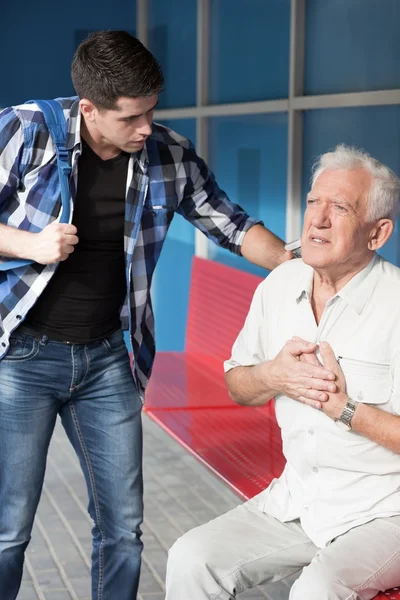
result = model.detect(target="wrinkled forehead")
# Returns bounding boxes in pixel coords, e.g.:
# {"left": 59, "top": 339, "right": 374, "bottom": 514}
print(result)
{"left": 309, "top": 168, "right": 372, "bottom": 209}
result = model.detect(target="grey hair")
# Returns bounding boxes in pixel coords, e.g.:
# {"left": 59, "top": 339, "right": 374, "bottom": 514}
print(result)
{"left": 311, "top": 144, "right": 400, "bottom": 222}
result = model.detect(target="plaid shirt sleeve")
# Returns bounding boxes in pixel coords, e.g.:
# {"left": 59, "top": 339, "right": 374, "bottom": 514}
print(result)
{"left": 177, "top": 141, "right": 262, "bottom": 254}
{"left": 0, "top": 107, "right": 24, "bottom": 207}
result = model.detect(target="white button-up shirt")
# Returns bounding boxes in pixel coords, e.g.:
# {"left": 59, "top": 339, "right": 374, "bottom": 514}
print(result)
{"left": 224, "top": 254, "right": 400, "bottom": 547}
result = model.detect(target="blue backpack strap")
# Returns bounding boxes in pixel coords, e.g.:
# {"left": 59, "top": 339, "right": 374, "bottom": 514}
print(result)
{"left": 0, "top": 99, "right": 72, "bottom": 271}
{"left": 33, "top": 100, "right": 71, "bottom": 224}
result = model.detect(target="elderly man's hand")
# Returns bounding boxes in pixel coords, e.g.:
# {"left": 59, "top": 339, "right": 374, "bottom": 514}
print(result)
{"left": 264, "top": 338, "right": 337, "bottom": 409}
{"left": 318, "top": 341, "right": 349, "bottom": 420}
{"left": 293, "top": 337, "right": 349, "bottom": 419}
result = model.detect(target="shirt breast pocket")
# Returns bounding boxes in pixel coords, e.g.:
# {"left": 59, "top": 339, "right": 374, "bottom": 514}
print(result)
{"left": 142, "top": 195, "right": 178, "bottom": 227}
{"left": 339, "top": 357, "right": 393, "bottom": 412}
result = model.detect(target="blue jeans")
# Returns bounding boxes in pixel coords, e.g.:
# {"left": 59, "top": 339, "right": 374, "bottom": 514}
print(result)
{"left": 0, "top": 329, "right": 143, "bottom": 600}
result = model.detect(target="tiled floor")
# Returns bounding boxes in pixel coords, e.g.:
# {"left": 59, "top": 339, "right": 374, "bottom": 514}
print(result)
{"left": 18, "top": 414, "right": 295, "bottom": 599}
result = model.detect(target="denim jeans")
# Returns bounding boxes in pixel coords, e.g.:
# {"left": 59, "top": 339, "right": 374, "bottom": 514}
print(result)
{"left": 0, "top": 329, "right": 143, "bottom": 600}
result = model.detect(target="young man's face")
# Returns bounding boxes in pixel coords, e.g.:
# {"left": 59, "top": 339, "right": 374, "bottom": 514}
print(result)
{"left": 81, "top": 95, "right": 158, "bottom": 153}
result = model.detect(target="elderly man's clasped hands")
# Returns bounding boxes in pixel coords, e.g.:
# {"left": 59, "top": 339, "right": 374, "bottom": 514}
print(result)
{"left": 286, "top": 336, "right": 350, "bottom": 420}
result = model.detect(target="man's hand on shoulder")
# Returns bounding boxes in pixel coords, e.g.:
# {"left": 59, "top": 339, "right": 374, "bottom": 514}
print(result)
{"left": 277, "top": 249, "right": 294, "bottom": 266}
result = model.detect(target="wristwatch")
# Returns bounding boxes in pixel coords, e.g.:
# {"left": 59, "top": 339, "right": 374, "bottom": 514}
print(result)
{"left": 335, "top": 397, "right": 359, "bottom": 431}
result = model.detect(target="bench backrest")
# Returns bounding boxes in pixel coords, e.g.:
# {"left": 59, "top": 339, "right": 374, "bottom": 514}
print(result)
{"left": 185, "top": 257, "right": 263, "bottom": 363}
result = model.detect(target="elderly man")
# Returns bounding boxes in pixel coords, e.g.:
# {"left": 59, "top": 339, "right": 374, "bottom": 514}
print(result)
{"left": 165, "top": 145, "right": 400, "bottom": 600}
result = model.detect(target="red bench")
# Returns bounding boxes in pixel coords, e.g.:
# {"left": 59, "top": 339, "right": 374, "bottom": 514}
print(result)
{"left": 144, "top": 256, "right": 399, "bottom": 600}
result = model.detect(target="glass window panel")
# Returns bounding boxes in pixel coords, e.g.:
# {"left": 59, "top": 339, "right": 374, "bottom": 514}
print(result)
{"left": 302, "top": 106, "right": 400, "bottom": 264}
{"left": 152, "top": 119, "right": 196, "bottom": 351}
{"left": 148, "top": 0, "right": 197, "bottom": 109}
{"left": 208, "top": 113, "right": 288, "bottom": 276}
{"left": 0, "top": 2, "right": 136, "bottom": 106}
{"left": 305, "top": 0, "right": 400, "bottom": 95}
{"left": 210, "top": 0, "right": 290, "bottom": 104}
{"left": 157, "top": 118, "right": 196, "bottom": 150}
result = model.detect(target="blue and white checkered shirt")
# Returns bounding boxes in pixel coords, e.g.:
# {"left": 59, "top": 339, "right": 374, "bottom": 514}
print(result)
{"left": 0, "top": 97, "right": 260, "bottom": 395}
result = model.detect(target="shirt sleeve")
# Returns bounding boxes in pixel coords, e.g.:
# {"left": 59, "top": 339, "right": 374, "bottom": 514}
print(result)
{"left": 0, "top": 107, "right": 24, "bottom": 209}
{"left": 177, "top": 142, "right": 262, "bottom": 255}
{"left": 389, "top": 349, "right": 400, "bottom": 415}
{"left": 224, "top": 280, "right": 267, "bottom": 372}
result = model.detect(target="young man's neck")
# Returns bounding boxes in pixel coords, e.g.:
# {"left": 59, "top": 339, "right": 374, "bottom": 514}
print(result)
{"left": 80, "top": 118, "right": 121, "bottom": 161}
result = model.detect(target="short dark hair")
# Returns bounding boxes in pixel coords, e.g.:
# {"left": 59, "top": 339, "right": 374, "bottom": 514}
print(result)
{"left": 71, "top": 30, "right": 164, "bottom": 109}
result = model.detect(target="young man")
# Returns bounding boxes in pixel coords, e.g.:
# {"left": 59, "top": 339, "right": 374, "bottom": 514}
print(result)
{"left": 166, "top": 145, "right": 400, "bottom": 600}
{"left": 0, "top": 30, "right": 327, "bottom": 600}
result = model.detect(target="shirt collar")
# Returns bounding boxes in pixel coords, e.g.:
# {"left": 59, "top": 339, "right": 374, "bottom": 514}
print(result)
{"left": 295, "top": 263, "right": 314, "bottom": 303}
{"left": 337, "top": 254, "right": 379, "bottom": 314}
{"left": 295, "top": 254, "right": 380, "bottom": 315}
{"left": 66, "top": 98, "right": 81, "bottom": 151}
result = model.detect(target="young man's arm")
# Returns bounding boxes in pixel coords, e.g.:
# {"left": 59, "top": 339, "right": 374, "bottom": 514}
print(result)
{"left": 0, "top": 107, "right": 78, "bottom": 265}
{"left": 240, "top": 223, "right": 291, "bottom": 270}
{"left": 0, "top": 222, "right": 78, "bottom": 264}
{"left": 177, "top": 145, "right": 290, "bottom": 271}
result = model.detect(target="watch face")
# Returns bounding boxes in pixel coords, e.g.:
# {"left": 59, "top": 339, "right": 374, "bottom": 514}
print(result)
{"left": 335, "top": 418, "right": 351, "bottom": 432}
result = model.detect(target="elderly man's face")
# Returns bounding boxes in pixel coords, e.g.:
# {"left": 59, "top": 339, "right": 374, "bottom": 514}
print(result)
{"left": 301, "top": 168, "right": 375, "bottom": 273}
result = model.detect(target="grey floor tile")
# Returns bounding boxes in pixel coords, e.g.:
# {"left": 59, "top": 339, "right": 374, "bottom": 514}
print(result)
{"left": 17, "top": 415, "right": 294, "bottom": 600}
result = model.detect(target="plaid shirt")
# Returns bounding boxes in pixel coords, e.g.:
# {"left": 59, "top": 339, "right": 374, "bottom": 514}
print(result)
{"left": 0, "top": 97, "right": 259, "bottom": 395}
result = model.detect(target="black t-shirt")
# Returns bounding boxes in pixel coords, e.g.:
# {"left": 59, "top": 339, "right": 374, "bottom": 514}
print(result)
{"left": 23, "top": 141, "right": 129, "bottom": 342}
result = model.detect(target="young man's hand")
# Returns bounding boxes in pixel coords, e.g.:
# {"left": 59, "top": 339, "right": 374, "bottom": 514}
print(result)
{"left": 32, "top": 220, "right": 79, "bottom": 264}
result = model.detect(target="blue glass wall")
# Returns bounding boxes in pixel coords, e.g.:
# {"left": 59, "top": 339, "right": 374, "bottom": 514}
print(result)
{"left": 208, "top": 113, "right": 288, "bottom": 277}
{"left": 302, "top": 106, "right": 400, "bottom": 264}
{"left": 152, "top": 119, "right": 197, "bottom": 351}
{"left": 210, "top": 0, "right": 290, "bottom": 104}
{"left": 305, "top": 0, "right": 400, "bottom": 95}
{"left": 3, "top": 1, "right": 399, "bottom": 353}
{"left": 0, "top": 2, "right": 136, "bottom": 106}
{"left": 148, "top": 0, "right": 197, "bottom": 109}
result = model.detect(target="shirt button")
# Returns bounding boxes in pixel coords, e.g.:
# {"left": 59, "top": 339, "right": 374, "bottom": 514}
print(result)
{"left": 308, "top": 429, "right": 315, "bottom": 435}
{"left": 16, "top": 315, "right": 22, "bottom": 320}
{"left": 312, "top": 467, "right": 319, "bottom": 473}
{"left": 1, "top": 342, "right": 6, "bottom": 347}
{"left": 304, "top": 505, "right": 309, "bottom": 512}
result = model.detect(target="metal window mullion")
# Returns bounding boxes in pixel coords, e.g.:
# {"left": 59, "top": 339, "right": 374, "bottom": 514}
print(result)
{"left": 155, "top": 99, "right": 289, "bottom": 119}
{"left": 293, "top": 89, "right": 400, "bottom": 109}
{"left": 286, "top": 0, "right": 305, "bottom": 243}
{"left": 136, "top": 0, "right": 148, "bottom": 47}
{"left": 154, "top": 87, "right": 400, "bottom": 121}
{"left": 195, "top": 0, "right": 210, "bottom": 259}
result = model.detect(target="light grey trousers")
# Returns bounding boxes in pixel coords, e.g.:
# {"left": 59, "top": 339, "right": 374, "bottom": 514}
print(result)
{"left": 165, "top": 496, "right": 400, "bottom": 600}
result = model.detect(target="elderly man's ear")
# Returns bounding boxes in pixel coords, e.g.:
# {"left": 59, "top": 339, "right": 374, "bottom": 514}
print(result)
{"left": 367, "top": 218, "right": 394, "bottom": 251}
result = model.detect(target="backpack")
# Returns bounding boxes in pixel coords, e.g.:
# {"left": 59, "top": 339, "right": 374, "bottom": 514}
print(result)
{"left": 0, "top": 99, "right": 72, "bottom": 271}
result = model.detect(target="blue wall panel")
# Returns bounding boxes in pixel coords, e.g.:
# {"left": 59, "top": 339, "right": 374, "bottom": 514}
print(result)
{"left": 148, "top": 0, "right": 197, "bottom": 109}
{"left": 152, "top": 119, "right": 196, "bottom": 351}
{"left": 302, "top": 106, "right": 400, "bottom": 265}
{"left": 208, "top": 113, "right": 288, "bottom": 277}
{"left": 210, "top": 0, "right": 290, "bottom": 104}
{"left": 305, "top": 0, "right": 400, "bottom": 95}
{"left": 0, "top": 2, "right": 136, "bottom": 107}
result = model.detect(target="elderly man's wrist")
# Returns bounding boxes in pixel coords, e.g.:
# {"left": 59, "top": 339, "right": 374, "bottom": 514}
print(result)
{"left": 252, "top": 362, "right": 278, "bottom": 395}
{"left": 332, "top": 393, "right": 350, "bottom": 420}
{"left": 333, "top": 394, "right": 361, "bottom": 431}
